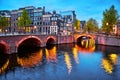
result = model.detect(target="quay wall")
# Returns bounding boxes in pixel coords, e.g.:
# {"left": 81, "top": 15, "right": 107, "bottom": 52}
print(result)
{"left": 95, "top": 35, "right": 120, "bottom": 47}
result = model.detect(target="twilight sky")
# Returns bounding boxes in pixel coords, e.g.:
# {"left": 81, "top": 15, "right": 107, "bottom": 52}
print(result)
{"left": 0, "top": 0, "right": 120, "bottom": 26}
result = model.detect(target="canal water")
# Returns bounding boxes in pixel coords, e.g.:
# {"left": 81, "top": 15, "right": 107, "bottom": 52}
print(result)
{"left": 0, "top": 44, "right": 120, "bottom": 80}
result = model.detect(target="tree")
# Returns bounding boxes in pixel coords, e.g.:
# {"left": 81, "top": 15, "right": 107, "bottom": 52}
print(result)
{"left": 74, "top": 19, "right": 80, "bottom": 31}
{"left": 0, "top": 16, "right": 10, "bottom": 30}
{"left": 18, "top": 9, "right": 31, "bottom": 31}
{"left": 84, "top": 18, "right": 99, "bottom": 33}
{"left": 102, "top": 5, "right": 119, "bottom": 33}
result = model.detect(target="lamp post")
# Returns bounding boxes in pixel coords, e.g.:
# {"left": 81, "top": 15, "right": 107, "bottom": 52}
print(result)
{"left": 34, "top": 26, "right": 37, "bottom": 34}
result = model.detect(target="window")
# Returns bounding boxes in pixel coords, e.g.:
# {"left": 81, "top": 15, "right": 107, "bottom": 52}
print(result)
{"left": 37, "top": 22, "right": 39, "bottom": 25}
{"left": 52, "top": 22, "right": 57, "bottom": 25}
{"left": 40, "top": 22, "right": 42, "bottom": 25}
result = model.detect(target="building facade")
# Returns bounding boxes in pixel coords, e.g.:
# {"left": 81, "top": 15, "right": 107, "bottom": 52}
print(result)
{"left": 80, "top": 21, "right": 86, "bottom": 32}
{"left": 50, "top": 11, "right": 61, "bottom": 35}
{"left": 33, "top": 7, "right": 44, "bottom": 33}
{"left": 60, "top": 10, "right": 76, "bottom": 35}
{"left": 41, "top": 12, "right": 51, "bottom": 34}
{"left": 117, "top": 20, "right": 120, "bottom": 35}
{"left": 0, "top": 6, "right": 76, "bottom": 35}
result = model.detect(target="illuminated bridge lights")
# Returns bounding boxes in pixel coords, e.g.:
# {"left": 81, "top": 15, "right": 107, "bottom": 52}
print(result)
{"left": 81, "top": 39, "right": 95, "bottom": 48}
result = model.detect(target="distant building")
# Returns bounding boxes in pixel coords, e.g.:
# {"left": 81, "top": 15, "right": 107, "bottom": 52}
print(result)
{"left": 0, "top": 6, "right": 76, "bottom": 35}
{"left": 11, "top": 10, "right": 19, "bottom": 32}
{"left": 41, "top": 12, "right": 52, "bottom": 34}
{"left": 117, "top": 20, "right": 120, "bottom": 35}
{"left": 50, "top": 10, "right": 62, "bottom": 35}
{"left": 60, "top": 10, "right": 76, "bottom": 35}
{"left": 10, "top": 6, "right": 45, "bottom": 33}
{"left": 33, "top": 7, "right": 44, "bottom": 33}
{"left": 80, "top": 21, "right": 86, "bottom": 32}
{"left": 18, "top": 6, "right": 35, "bottom": 33}
{"left": 0, "top": 10, "right": 11, "bottom": 17}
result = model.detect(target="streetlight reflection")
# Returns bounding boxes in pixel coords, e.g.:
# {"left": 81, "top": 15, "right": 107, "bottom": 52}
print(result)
{"left": 17, "top": 49, "right": 43, "bottom": 68}
{"left": 101, "top": 53, "right": 118, "bottom": 74}
{"left": 45, "top": 45, "right": 57, "bottom": 62}
{"left": 72, "top": 47, "right": 79, "bottom": 64}
{"left": 64, "top": 52, "right": 72, "bottom": 74}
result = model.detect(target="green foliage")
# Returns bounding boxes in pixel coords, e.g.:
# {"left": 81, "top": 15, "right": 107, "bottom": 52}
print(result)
{"left": 74, "top": 19, "right": 80, "bottom": 31}
{"left": 102, "top": 5, "right": 119, "bottom": 33}
{"left": 0, "top": 16, "right": 10, "bottom": 29}
{"left": 18, "top": 9, "right": 31, "bottom": 28}
{"left": 84, "top": 18, "right": 99, "bottom": 33}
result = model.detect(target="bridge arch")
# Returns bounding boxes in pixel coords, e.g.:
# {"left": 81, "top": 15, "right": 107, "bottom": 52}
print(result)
{"left": 0, "top": 41, "right": 9, "bottom": 54}
{"left": 16, "top": 36, "right": 42, "bottom": 48}
{"left": 46, "top": 36, "right": 56, "bottom": 45}
{"left": 74, "top": 34, "right": 95, "bottom": 43}
{"left": 17, "top": 36, "right": 42, "bottom": 53}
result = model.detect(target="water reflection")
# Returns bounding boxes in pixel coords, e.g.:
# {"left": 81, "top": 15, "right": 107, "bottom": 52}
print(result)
{"left": 0, "top": 44, "right": 120, "bottom": 80}
{"left": 46, "top": 45, "right": 57, "bottom": 62}
{"left": 17, "top": 49, "right": 43, "bottom": 68}
{"left": 101, "top": 53, "right": 118, "bottom": 74}
{"left": 64, "top": 52, "right": 72, "bottom": 74}
{"left": 75, "top": 44, "right": 95, "bottom": 53}
{"left": 0, "top": 54, "right": 9, "bottom": 74}
{"left": 72, "top": 47, "right": 79, "bottom": 64}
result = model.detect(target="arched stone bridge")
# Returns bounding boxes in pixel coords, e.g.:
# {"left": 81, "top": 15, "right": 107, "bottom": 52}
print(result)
{"left": 0, "top": 34, "right": 95, "bottom": 54}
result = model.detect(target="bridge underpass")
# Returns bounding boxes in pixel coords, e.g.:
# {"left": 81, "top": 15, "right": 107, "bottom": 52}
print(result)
{"left": 46, "top": 37, "right": 56, "bottom": 50}
{"left": 17, "top": 37, "right": 42, "bottom": 57}
{"left": 75, "top": 35, "right": 95, "bottom": 48}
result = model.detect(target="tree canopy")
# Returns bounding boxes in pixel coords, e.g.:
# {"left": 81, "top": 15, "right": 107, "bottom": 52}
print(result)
{"left": 84, "top": 18, "right": 99, "bottom": 33}
{"left": 18, "top": 9, "right": 31, "bottom": 28}
{"left": 0, "top": 16, "right": 10, "bottom": 29}
{"left": 102, "top": 5, "right": 119, "bottom": 33}
{"left": 74, "top": 19, "right": 80, "bottom": 31}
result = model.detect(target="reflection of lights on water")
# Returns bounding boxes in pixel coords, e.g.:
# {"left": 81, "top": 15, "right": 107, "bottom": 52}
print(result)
{"left": 109, "top": 54, "right": 118, "bottom": 64}
{"left": 102, "top": 53, "right": 118, "bottom": 74}
{"left": 76, "top": 44, "right": 95, "bottom": 53}
{"left": 0, "top": 59, "right": 9, "bottom": 74}
{"left": 102, "top": 59, "right": 113, "bottom": 74}
{"left": 17, "top": 49, "right": 43, "bottom": 68}
{"left": 64, "top": 52, "right": 72, "bottom": 74}
{"left": 45, "top": 48, "right": 49, "bottom": 62}
{"left": 72, "top": 47, "right": 79, "bottom": 64}
{"left": 45, "top": 46, "right": 57, "bottom": 62}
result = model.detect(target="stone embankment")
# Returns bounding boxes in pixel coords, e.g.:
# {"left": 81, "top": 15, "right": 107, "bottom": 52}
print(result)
{"left": 95, "top": 35, "right": 120, "bottom": 47}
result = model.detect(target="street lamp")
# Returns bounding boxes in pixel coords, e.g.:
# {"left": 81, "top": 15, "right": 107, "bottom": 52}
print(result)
{"left": 106, "top": 22, "right": 109, "bottom": 26}
{"left": 33, "top": 26, "right": 37, "bottom": 34}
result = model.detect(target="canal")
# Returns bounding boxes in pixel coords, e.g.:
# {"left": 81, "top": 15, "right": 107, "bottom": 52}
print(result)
{"left": 0, "top": 44, "right": 120, "bottom": 80}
